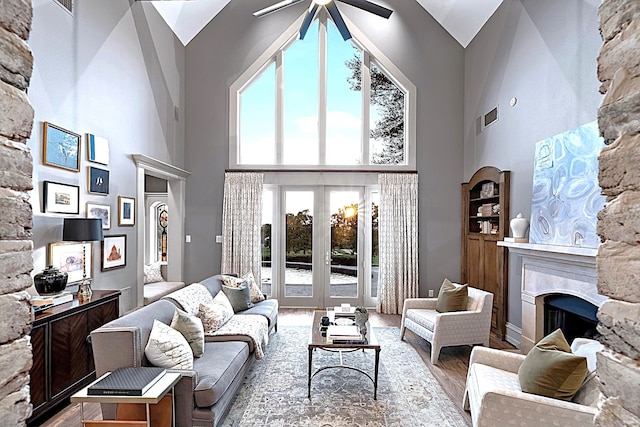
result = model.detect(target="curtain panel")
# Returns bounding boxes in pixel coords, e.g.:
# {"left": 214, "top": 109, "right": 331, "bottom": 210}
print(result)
{"left": 221, "top": 172, "right": 263, "bottom": 282}
{"left": 377, "top": 173, "right": 419, "bottom": 314}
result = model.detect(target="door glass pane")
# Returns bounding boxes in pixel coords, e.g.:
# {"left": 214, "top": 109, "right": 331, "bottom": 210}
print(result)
{"left": 283, "top": 21, "right": 319, "bottom": 165}
{"left": 326, "top": 21, "right": 362, "bottom": 165}
{"left": 330, "top": 191, "right": 359, "bottom": 298}
{"left": 261, "top": 190, "right": 273, "bottom": 297}
{"left": 371, "top": 191, "right": 379, "bottom": 298}
{"left": 240, "top": 62, "right": 276, "bottom": 164}
{"left": 285, "top": 191, "right": 314, "bottom": 297}
{"left": 369, "top": 61, "right": 405, "bottom": 164}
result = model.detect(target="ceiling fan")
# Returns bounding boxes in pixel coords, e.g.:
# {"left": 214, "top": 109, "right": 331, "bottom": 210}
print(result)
{"left": 253, "top": 0, "right": 393, "bottom": 41}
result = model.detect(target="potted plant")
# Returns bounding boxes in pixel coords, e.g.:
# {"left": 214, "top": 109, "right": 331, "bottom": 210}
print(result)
{"left": 354, "top": 306, "right": 369, "bottom": 325}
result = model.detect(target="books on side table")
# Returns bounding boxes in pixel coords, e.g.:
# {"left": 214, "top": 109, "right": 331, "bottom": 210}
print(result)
{"left": 326, "top": 325, "right": 364, "bottom": 344}
{"left": 88, "top": 367, "right": 166, "bottom": 396}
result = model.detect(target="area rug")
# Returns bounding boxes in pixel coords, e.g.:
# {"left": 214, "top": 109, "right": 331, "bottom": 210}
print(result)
{"left": 220, "top": 326, "right": 469, "bottom": 427}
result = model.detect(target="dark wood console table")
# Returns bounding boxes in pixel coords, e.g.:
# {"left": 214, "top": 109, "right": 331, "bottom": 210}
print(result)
{"left": 27, "top": 289, "right": 120, "bottom": 426}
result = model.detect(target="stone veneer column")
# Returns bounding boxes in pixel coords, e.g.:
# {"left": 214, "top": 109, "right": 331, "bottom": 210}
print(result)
{"left": 596, "top": 0, "right": 640, "bottom": 425}
{"left": 0, "top": 0, "right": 35, "bottom": 425}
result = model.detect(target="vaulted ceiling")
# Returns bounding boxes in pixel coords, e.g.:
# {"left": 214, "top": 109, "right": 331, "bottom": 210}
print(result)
{"left": 148, "top": 0, "right": 504, "bottom": 47}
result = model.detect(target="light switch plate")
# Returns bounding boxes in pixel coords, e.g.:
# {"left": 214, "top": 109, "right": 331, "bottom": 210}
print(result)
{"left": 215, "top": 235, "right": 223, "bottom": 243}
{"left": 428, "top": 290, "right": 434, "bottom": 297}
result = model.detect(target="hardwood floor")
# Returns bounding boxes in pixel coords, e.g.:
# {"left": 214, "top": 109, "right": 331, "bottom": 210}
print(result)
{"left": 39, "top": 308, "right": 515, "bottom": 426}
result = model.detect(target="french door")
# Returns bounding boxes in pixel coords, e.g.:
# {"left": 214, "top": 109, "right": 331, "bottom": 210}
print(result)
{"left": 262, "top": 185, "right": 377, "bottom": 308}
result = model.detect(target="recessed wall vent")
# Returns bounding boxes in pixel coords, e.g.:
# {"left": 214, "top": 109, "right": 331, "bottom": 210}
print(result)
{"left": 483, "top": 106, "right": 499, "bottom": 128}
{"left": 54, "top": 0, "right": 73, "bottom": 15}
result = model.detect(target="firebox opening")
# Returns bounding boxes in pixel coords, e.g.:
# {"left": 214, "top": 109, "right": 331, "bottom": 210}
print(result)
{"left": 544, "top": 294, "right": 599, "bottom": 344}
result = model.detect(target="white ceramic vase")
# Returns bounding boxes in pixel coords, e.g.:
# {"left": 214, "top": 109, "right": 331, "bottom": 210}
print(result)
{"left": 510, "top": 213, "right": 530, "bottom": 238}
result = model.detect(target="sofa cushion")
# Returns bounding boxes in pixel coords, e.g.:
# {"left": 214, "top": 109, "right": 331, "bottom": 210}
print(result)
{"left": 240, "top": 299, "right": 279, "bottom": 328}
{"left": 222, "top": 283, "right": 253, "bottom": 312}
{"left": 145, "top": 320, "right": 194, "bottom": 369}
{"left": 405, "top": 308, "right": 437, "bottom": 332}
{"left": 518, "top": 329, "right": 588, "bottom": 401}
{"left": 436, "top": 278, "right": 468, "bottom": 313}
{"left": 199, "top": 292, "right": 234, "bottom": 333}
{"left": 170, "top": 308, "right": 205, "bottom": 358}
{"left": 144, "top": 263, "right": 164, "bottom": 284}
{"left": 193, "top": 341, "right": 250, "bottom": 408}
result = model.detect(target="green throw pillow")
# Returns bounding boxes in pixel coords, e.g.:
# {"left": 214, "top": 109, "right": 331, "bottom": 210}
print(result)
{"left": 518, "top": 328, "right": 589, "bottom": 401}
{"left": 170, "top": 308, "right": 205, "bottom": 358}
{"left": 435, "top": 278, "right": 468, "bottom": 313}
{"left": 222, "top": 283, "right": 254, "bottom": 312}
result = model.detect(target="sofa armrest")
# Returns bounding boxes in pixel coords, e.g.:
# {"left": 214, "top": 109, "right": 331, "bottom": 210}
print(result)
{"left": 402, "top": 298, "right": 438, "bottom": 312}
{"left": 469, "top": 346, "right": 525, "bottom": 374}
{"left": 90, "top": 326, "right": 143, "bottom": 377}
{"left": 168, "top": 369, "right": 197, "bottom": 427}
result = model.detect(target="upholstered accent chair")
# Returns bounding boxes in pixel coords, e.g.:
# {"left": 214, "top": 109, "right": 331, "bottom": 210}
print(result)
{"left": 400, "top": 287, "right": 493, "bottom": 364}
{"left": 462, "top": 339, "right": 603, "bottom": 427}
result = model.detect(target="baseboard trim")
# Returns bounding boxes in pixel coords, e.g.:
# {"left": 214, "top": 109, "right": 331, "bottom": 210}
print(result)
{"left": 505, "top": 322, "right": 521, "bottom": 349}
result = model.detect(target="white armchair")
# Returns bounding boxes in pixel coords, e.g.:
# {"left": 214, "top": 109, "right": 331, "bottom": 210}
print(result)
{"left": 400, "top": 286, "right": 493, "bottom": 364}
{"left": 463, "top": 344, "right": 602, "bottom": 427}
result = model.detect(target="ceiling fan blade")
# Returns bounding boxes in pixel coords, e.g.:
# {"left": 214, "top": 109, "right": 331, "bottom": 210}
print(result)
{"left": 336, "top": 0, "right": 393, "bottom": 19}
{"left": 254, "top": 0, "right": 305, "bottom": 18}
{"left": 326, "top": 2, "right": 352, "bottom": 41}
{"left": 299, "top": 3, "right": 319, "bottom": 40}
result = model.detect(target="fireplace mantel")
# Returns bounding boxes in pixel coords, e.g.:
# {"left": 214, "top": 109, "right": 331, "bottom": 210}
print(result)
{"left": 499, "top": 241, "right": 606, "bottom": 352}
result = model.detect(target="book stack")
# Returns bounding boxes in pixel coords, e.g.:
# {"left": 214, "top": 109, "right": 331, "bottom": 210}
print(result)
{"left": 31, "top": 291, "right": 73, "bottom": 313}
{"left": 326, "top": 325, "right": 363, "bottom": 343}
{"left": 88, "top": 367, "right": 166, "bottom": 396}
{"left": 480, "top": 203, "right": 494, "bottom": 217}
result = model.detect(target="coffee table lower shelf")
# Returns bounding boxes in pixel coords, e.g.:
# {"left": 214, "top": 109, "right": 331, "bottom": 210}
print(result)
{"left": 70, "top": 371, "right": 181, "bottom": 427}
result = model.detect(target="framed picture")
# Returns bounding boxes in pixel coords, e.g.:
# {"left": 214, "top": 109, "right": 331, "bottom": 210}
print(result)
{"left": 86, "top": 202, "right": 111, "bottom": 230}
{"left": 48, "top": 241, "right": 93, "bottom": 284}
{"left": 102, "top": 234, "right": 126, "bottom": 271}
{"left": 43, "top": 181, "right": 80, "bottom": 214}
{"left": 88, "top": 166, "right": 110, "bottom": 195}
{"left": 43, "top": 122, "right": 81, "bottom": 172}
{"left": 118, "top": 196, "right": 135, "bottom": 226}
{"left": 86, "top": 133, "right": 110, "bottom": 165}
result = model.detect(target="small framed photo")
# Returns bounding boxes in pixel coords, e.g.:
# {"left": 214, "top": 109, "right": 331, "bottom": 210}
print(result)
{"left": 118, "top": 196, "right": 135, "bottom": 226}
{"left": 86, "top": 202, "right": 111, "bottom": 230}
{"left": 43, "top": 122, "right": 81, "bottom": 172}
{"left": 88, "top": 166, "right": 110, "bottom": 195}
{"left": 48, "top": 241, "right": 93, "bottom": 284}
{"left": 86, "top": 133, "right": 110, "bottom": 165}
{"left": 102, "top": 234, "right": 126, "bottom": 271}
{"left": 43, "top": 181, "right": 80, "bottom": 214}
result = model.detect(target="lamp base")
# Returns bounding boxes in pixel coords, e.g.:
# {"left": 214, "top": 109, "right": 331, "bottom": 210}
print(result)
{"left": 78, "top": 279, "right": 93, "bottom": 302}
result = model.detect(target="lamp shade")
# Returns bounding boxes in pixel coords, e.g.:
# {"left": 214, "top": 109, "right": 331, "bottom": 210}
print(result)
{"left": 63, "top": 218, "right": 103, "bottom": 242}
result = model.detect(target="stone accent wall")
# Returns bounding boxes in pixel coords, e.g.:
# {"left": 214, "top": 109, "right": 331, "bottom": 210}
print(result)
{"left": 596, "top": 0, "right": 640, "bottom": 425}
{"left": 0, "top": 0, "right": 34, "bottom": 425}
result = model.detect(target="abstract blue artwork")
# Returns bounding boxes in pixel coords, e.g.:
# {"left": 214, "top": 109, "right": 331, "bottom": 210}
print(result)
{"left": 530, "top": 121, "right": 605, "bottom": 248}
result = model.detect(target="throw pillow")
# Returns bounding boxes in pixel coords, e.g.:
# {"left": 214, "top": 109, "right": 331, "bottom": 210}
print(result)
{"left": 518, "top": 328, "right": 589, "bottom": 401}
{"left": 144, "top": 320, "right": 193, "bottom": 369}
{"left": 165, "top": 283, "right": 214, "bottom": 316}
{"left": 170, "top": 308, "right": 205, "bottom": 357}
{"left": 144, "top": 263, "right": 164, "bottom": 284}
{"left": 435, "top": 278, "right": 468, "bottom": 313}
{"left": 222, "top": 283, "right": 254, "bottom": 312}
{"left": 243, "top": 271, "right": 266, "bottom": 303}
{"left": 198, "top": 291, "right": 234, "bottom": 333}
{"left": 220, "top": 274, "right": 244, "bottom": 288}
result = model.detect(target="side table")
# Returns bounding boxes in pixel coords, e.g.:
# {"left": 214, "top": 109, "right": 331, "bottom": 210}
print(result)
{"left": 71, "top": 371, "right": 181, "bottom": 427}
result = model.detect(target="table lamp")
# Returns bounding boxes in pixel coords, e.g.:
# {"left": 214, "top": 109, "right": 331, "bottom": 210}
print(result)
{"left": 63, "top": 218, "right": 103, "bottom": 301}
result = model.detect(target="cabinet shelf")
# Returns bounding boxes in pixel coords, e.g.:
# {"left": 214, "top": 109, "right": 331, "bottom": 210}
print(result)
{"left": 462, "top": 166, "right": 510, "bottom": 340}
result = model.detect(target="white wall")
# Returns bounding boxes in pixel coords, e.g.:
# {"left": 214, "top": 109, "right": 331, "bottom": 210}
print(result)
{"left": 28, "top": 0, "right": 185, "bottom": 311}
{"left": 183, "top": 0, "right": 465, "bottom": 295}
{"left": 464, "top": 0, "right": 603, "bottom": 329}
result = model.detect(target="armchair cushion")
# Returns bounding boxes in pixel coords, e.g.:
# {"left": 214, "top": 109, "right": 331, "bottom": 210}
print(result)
{"left": 518, "top": 329, "right": 588, "bottom": 401}
{"left": 436, "top": 278, "right": 468, "bottom": 313}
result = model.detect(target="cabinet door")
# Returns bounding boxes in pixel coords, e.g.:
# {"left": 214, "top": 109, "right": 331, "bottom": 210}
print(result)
{"left": 50, "top": 311, "right": 90, "bottom": 398}
{"left": 29, "top": 323, "right": 47, "bottom": 410}
{"left": 466, "top": 237, "right": 482, "bottom": 289}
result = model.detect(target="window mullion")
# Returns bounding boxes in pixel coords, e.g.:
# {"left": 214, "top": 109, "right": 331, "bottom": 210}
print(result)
{"left": 276, "top": 52, "right": 284, "bottom": 164}
{"left": 362, "top": 52, "right": 371, "bottom": 165}
{"left": 318, "top": 13, "right": 328, "bottom": 165}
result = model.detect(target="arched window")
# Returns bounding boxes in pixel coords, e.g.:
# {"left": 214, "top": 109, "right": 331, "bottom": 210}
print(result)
{"left": 149, "top": 201, "right": 168, "bottom": 264}
{"left": 230, "top": 9, "right": 416, "bottom": 170}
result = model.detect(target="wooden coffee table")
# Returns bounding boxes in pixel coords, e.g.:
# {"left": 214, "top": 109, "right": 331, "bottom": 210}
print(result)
{"left": 308, "top": 310, "right": 381, "bottom": 399}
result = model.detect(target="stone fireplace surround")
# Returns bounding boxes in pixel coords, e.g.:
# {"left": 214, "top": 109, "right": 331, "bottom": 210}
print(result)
{"left": 499, "top": 241, "right": 607, "bottom": 353}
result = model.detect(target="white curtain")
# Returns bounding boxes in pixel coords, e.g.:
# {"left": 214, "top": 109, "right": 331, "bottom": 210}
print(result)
{"left": 377, "top": 173, "right": 419, "bottom": 314}
{"left": 221, "top": 172, "right": 263, "bottom": 281}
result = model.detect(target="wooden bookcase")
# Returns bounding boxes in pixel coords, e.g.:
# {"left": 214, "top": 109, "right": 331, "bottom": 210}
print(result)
{"left": 461, "top": 166, "right": 510, "bottom": 339}
{"left": 27, "top": 290, "right": 120, "bottom": 426}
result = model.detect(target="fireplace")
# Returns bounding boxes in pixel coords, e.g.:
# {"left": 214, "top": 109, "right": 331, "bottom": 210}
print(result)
{"left": 498, "top": 241, "right": 607, "bottom": 352}
{"left": 544, "top": 294, "right": 599, "bottom": 343}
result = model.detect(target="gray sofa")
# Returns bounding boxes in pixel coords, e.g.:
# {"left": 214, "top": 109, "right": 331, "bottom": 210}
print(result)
{"left": 90, "top": 274, "right": 278, "bottom": 427}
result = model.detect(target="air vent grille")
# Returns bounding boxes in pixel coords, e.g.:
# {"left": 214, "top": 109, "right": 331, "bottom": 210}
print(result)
{"left": 483, "top": 106, "right": 499, "bottom": 128}
{"left": 54, "top": 0, "right": 73, "bottom": 14}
